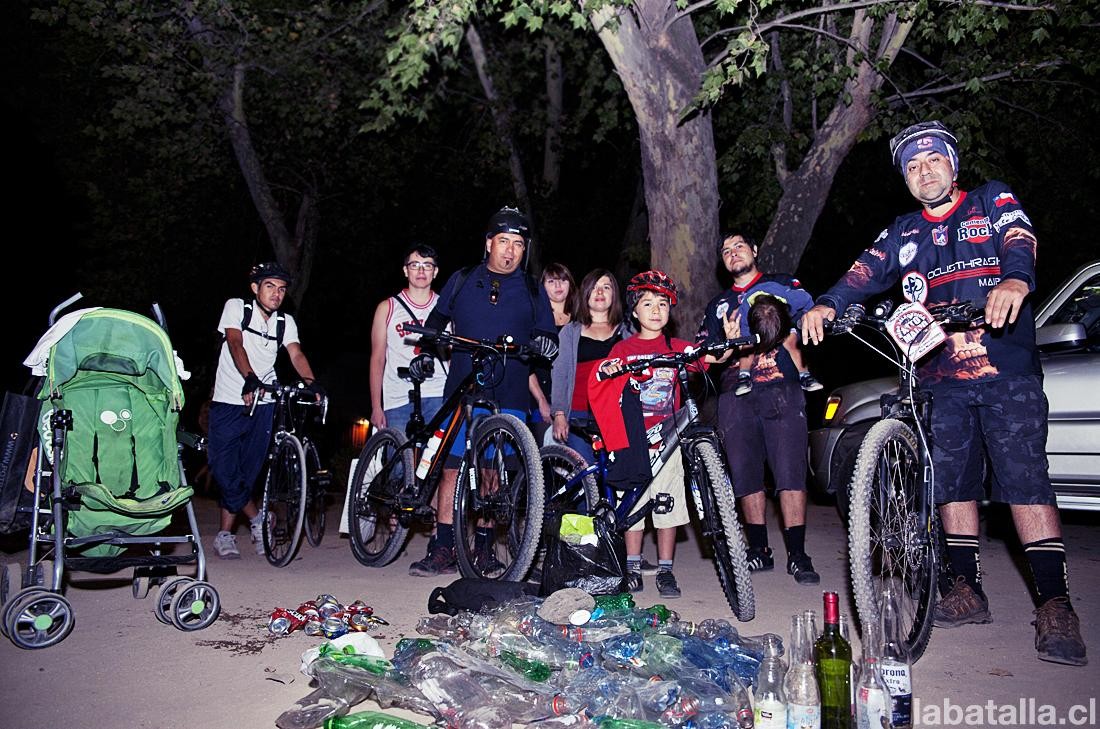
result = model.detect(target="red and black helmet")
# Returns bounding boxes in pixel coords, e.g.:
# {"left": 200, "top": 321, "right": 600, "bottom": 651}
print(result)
{"left": 627, "top": 269, "right": 678, "bottom": 309}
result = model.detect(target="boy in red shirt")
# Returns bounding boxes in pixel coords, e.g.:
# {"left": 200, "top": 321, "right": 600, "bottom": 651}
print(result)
{"left": 591, "top": 270, "right": 702, "bottom": 599}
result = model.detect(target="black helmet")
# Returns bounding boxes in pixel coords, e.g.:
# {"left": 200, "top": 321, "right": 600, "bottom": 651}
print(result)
{"left": 626, "top": 269, "right": 678, "bottom": 311}
{"left": 249, "top": 261, "right": 293, "bottom": 286}
{"left": 889, "top": 120, "right": 959, "bottom": 176}
{"left": 485, "top": 206, "right": 530, "bottom": 242}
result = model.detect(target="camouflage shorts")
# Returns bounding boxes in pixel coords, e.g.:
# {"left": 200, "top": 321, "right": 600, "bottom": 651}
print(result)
{"left": 931, "top": 375, "right": 1055, "bottom": 506}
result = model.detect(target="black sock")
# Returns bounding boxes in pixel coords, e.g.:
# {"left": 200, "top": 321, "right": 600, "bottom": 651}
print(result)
{"left": 944, "top": 532, "right": 983, "bottom": 597}
{"left": 435, "top": 523, "right": 454, "bottom": 550}
{"left": 746, "top": 523, "right": 769, "bottom": 552}
{"left": 783, "top": 525, "right": 807, "bottom": 558}
{"left": 1024, "top": 537, "right": 1071, "bottom": 607}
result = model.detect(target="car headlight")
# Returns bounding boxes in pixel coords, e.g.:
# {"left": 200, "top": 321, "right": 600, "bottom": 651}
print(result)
{"left": 823, "top": 395, "right": 842, "bottom": 425}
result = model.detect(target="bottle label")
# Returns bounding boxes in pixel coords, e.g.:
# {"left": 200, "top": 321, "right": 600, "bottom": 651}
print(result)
{"left": 755, "top": 698, "right": 787, "bottom": 729}
{"left": 880, "top": 661, "right": 913, "bottom": 727}
{"left": 787, "top": 703, "right": 821, "bottom": 729}
{"left": 856, "top": 686, "right": 889, "bottom": 729}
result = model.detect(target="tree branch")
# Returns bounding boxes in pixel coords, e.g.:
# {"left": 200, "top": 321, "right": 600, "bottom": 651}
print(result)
{"left": 884, "top": 60, "right": 1064, "bottom": 103}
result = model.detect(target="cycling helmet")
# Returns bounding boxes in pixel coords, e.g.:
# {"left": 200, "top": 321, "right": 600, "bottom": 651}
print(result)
{"left": 485, "top": 206, "right": 530, "bottom": 242}
{"left": 627, "top": 269, "right": 678, "bottom": 310}
{"left": 889, "top": 120, "right": 959, "bottom": 178}
{"left": 249, "top": 261, "right": 293, "bottom": 286}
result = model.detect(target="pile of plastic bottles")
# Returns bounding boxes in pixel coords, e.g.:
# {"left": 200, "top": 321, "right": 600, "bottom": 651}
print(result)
{"left": 276, "top": 592, "right": 774, "bottom": 729}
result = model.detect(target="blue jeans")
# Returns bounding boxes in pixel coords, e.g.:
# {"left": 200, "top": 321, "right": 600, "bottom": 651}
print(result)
{"left": 552, "top": 409, "right": 596, "bottom": 465}
{"left": 207, "top": 402, "right": 274, "bottom": 513}
{"left": 385, "top": 396, "right": 444, "bottom": 439}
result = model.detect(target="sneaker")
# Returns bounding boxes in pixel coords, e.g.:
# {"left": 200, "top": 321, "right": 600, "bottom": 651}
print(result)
{"left": 656, "top": 569, "right": 682, "bottom": 599}
{"left": 639, "top": 557, "right": 660, "bottom": 575}
{"left": 213, "top": 531, "right": 241, "bottom": 560}
{"left": 473, "top": 547, "right": 506, "bottom": 577}
{"left": 933, "top": 576, "right": 992, "bottom": 628}
{"left": 746, "top": 546, "right": 774, "bottom": 572}
{"left": 1033, "top": 597, "right": 1088, "bottom": 666}
{"left": 799, "top": 372, "right": 824, "bottom": 392}
{"left": 409, "top": 546, "right": 457, "bottom": 577}
{"left": 250, "top": 514, "right": 270, "bottom": 555}
{"left": 787, "top": 553, "right": 820, "bottom": 585}
{"left": 625, "top": 571, "right": 643, "bottom": 593}
{"left": 734, "top": 372, "right": 753, "bottom": 397}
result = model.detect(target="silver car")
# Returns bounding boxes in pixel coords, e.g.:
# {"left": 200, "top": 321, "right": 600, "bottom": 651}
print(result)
{"left": 808, "top": 259, "right": 1100, "bottom": 511}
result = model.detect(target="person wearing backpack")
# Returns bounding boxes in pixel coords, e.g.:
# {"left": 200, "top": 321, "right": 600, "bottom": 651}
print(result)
{"left": 208, "top": 261, "right": 321, "bottom": 559}
{"left": 408, "top": 206, "right": 559, "bottom": 576}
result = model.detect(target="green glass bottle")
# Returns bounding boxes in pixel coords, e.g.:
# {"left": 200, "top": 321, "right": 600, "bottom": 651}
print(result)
{"left": 814, "top": 591, "right": 853, "bottom": 729}
{"left": 593, "top": 592, "right": 635, "bottom": 614}
{"left": 323, "top": 709, "right": 423, "bottom": 728}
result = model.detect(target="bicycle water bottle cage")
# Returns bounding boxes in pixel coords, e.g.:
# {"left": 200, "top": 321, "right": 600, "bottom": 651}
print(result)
{"left": 653, "top": 492, "right": 674, "bottom": 514}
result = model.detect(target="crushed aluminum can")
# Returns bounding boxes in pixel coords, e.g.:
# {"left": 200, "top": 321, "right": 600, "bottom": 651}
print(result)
{"left": 344, "top": 600, "right": 373, "bottom": 617}
{"left": 347, "top": 612, "right": 376, "bottom": 632}
{"left": 296, "top": 601, "right": 322, "bottom": 623}
{"left": 321, "top": 616, "right": 348, "bottom": 639}
{"left": 303, "top": 620, "right": 325, "bottom": 637}
{"left": 268, "top": 607, "right": 307, "bottom": 636}
{"left": 316, "top": 595, "right": 343, "bottom": 619}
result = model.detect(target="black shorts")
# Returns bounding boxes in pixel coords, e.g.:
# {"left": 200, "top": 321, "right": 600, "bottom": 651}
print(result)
{"left": 719, "top": 381, "right": 808, "bottom": 498}
{"left": 931, "top": 375, "right": 1055, "bottom": 506}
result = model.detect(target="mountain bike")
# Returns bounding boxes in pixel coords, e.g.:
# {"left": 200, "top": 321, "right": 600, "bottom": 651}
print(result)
{"left": 539, "top": 336, "right": 758, "bottom": 622}
{"left": 347, "top": 326, "right": 546, "bottom": 581}
{"left": 249, "top": 381, "right": 330, "bottom": 567}
{"left": 825, "top": 299, "right": 985, "bottom": 661}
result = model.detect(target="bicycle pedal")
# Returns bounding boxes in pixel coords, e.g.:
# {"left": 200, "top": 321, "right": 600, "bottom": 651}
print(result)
{"left": 311, "top": 470, "right": 333, "bottom": 488}
{"left": 653, "top": 492, "right": 674, "bottom": 514}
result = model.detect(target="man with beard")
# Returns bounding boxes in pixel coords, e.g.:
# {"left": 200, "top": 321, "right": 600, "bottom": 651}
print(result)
{"left": 407, "top": 206, "right": 558, "bottom": 576}
{"left": 802, "top": 120, "right": 1086, "bottom": 666}
{"left": 699, "top": 233, "right": 821, "bottom": 586}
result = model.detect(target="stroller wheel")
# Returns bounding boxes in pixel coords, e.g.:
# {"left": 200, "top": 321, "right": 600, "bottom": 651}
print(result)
{"left": 154, "top": 577, "right": 191, "bottom": 625}
{"left": 133, "top": 576, "right": 151, "bottom": 599}
{"left": 5, "top": 589, "right": 75, "bottom": 650}
{"left": 168, "top": 580, "right": 220, "bottom": 631}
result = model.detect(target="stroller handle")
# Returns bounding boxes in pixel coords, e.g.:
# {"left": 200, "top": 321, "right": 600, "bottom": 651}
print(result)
{"left": 49, "top": 293, "right": 84, "bottom": 326}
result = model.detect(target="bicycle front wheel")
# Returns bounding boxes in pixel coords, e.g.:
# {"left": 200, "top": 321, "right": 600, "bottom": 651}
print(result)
{"left": 454, "top": 414, "right": 544, "bottom": 581}
{"left": 540, "top": 444, "right": 601, "bottom": 519}
{"left": 303, "top": 440, "right": 326, "bottom": 547}
{"left": 848, "top": 418, "right": 938, "bottom": 662}
{"left": 348, "top": 428, "right": 413, "bottom": 567}
{"left": 688, "top": 441, "right": 755, "bottom": 622}
{"left": 262, "top": 433, "right": 307, "bottom": 567}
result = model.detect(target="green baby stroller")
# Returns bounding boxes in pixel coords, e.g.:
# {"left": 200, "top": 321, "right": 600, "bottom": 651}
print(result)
{"left": 0, "top": 305, "right": 219, "bottom": 648}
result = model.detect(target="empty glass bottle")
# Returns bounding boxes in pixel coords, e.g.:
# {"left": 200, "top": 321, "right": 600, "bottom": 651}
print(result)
{"left": 879, "top": 579, "right": 912, "bottom": 729}
{"left": 784, "top": 614, "right": 821, "bottom": 729}
{"left": 754, "top": 634, "right": 787, "bottom": 729}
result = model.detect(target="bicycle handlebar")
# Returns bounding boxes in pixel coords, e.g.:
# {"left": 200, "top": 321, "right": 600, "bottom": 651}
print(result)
{"left": 403, "top": 323, "right": 547, "bottom": 361}
{"left": 247, "top": 380, "right": 329, "bottom": 424}
{"left": 824, "top": 300, "right": 985, "bottom": 336}
{"left": 597, "top": 334, "right": 758, "bottom": 380}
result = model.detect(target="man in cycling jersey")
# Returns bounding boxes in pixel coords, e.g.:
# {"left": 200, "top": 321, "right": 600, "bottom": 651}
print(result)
{"left": 208, "top": 262, "right": 320, "bottom": 559}
{"left": 408, "top": 206, "right": 558, "bottom": 576}
{"left": 802, "top": 120, "right": 1086, "bottom": 666}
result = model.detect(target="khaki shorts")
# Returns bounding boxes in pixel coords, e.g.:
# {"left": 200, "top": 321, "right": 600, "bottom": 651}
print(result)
{"left": 627, "top": 445, "right": 690, "bottom": 531}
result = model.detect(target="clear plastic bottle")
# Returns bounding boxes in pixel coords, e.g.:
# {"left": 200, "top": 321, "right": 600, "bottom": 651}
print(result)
{"left": 754, "top": 634, "right": 788, "bottom": 729}
{"left": 415, "top": 428, "right": 445, "bottom": 479}
{"left": 879, "top": 579, "right": 913, "bottom": 729}
{"left": 784, "top": 614, "right": 821, "bottom": 729}
{"left": 416, "top": 614, "right": 470, "bottom": 641}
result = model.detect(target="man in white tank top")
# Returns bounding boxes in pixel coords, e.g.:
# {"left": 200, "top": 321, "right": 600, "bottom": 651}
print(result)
{"left": 369, "top": 243, "right": 447, "bottom": 435}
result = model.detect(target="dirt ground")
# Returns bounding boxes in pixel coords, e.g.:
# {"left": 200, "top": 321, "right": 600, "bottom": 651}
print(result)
{"left": 0, "top": 495, "right": 1096, "bottom": 728}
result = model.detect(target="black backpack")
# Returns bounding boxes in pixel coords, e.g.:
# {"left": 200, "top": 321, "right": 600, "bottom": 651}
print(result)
{"left": 239, "top": 300, "right": 285, "bottom": 348}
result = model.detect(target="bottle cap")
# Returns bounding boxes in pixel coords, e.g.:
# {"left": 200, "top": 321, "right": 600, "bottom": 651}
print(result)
{"left": 568, "top": 609, "right": 592, "bottom": 626}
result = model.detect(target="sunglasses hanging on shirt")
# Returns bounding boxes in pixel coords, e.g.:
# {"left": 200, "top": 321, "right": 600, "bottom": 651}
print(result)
{"left": 489, "top": 279, "right": 501, "bottom": 305}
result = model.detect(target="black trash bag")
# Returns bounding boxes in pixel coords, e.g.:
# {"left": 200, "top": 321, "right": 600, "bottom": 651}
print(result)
{"left": 540, "top": 510, "right": 626, "bottom": 597}
{"left": 427, "top": 577, "right": 540, "bottom": 616}
{"left": 0, "top": 389, "right": 40, "bottom": 535}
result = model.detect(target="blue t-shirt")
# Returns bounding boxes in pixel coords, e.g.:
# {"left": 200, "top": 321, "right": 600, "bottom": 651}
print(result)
{"left": 428, "top": 263, "right": 556, "bottom": 409}
{"left": 816, "top": 181, "right": 1041, "bottom": 388}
